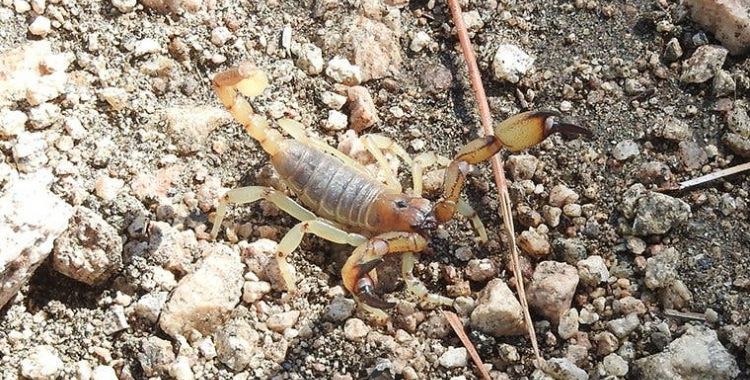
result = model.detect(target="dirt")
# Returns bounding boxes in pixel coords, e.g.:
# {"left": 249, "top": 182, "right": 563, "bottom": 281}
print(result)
{"left": 0, "top": 0, "right": 748, "bottom": 379}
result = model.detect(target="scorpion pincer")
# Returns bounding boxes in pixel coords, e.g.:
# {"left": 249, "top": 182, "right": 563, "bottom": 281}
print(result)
{"left": 210, "top": 61, "right": 590, "bottom": 317}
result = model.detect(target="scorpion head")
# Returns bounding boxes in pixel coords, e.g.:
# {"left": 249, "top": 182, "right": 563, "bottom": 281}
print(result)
{"left": 374, "top": 194, "right": 437, "bottom": 234}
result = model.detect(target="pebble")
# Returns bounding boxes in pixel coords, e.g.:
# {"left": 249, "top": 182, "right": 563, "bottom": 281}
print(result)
{"left": 633, "top": 325, "right": 739, "bottom": 379}
{"left": 542, "top": 206, "right": 562, "bottom": 228}
{"left": 321, "top": 91, "right": 347, "bottom": 110}
{"left": 134, "top": 38, "right": 160, "bottom": 56}
{"left": 465, "top": 258, "right": 496, "bottom": 282}
{"left": 527, "top": 261, "right": 580, "bottom": 324}
{"left": 323, "top": 110, "right": 348, "bottom": 131}
{"left": 558, "top": 308, "right": 579, "bottom": 340}
{"left": 579, "top": 306, "right": 599, "bottom": 325}
{"left": 607, "top": 313, "right": 640, "bottom": 338}
{"left": 409, "top": 31, "right": 431, "bottom": 52}
{"left": 111, "top": 0, "right": 136, "bottom": 12}
{"left": 553, "top": 238, "right": 588, "bottom": 265}
{"left": 168, "top": 357, "right": 194, "bottom": 380}
{"left": 678, "top": 141, "right": 708, "bottom": 169}
{"left": 562, "top": 204, "right": 581, "bottom": 218}
{"left": 680, "top": 45, "right": 728, "bottom": 83}
{"left": 470, "top": 279, "right": 525, "bottom": 336}
{"left": 549, "top": 185, "right": 579, "bottom": 207}
{"left": 595, "top": 331, "right": 620, "bottom": 356}
{"left": 656, "top": 116, "right": 691, "bottom": 141}
{"left": 324, "top": 296, "right": 356, "bottom": 322}
{"left": 94, "top": 175, "right": 124, "bottom": 201}
{"left": 686, "top": 0, "right": 750, "bottom": 55}
{"left": 347, "top": 86, "right": 379, "bottom": 132}
{"left": 663, "top": 37, "right": 683, "bottom": 62}
{"left": 713, "top": 69, "right": 736, "bottom": 97}
{"left": 13, "top": 132, "right": 48, "bottom": 173}
{"left": 420, "top": 63, "right": 453, "bottom": 94}
{"left": 52, "top": 206, "right": 123, "bottom": 285}
{"left": 492, "top": 44, "right": 534, "bottom": 83}
{"left": 506, "top": 154, "right": 538, "bottom": 180}
{"left": 98, "top": 87, "right": 129, "bottom": 110}
{"left": 0, "top": 171, "right": 72, "bottom": 308}
{"left": 326, "top": 56, "right": 362, "bottom": 85}
{"left": 294, "top": 43, "right": 324, "bottom": 75}
{"left": 28, "top": 15, "right": 51, "bottom": 36}
{"left": 28, "top": 102, "right": 61, "bottom": 129}
{"left": 612, "top": 139, "right": 639, "bottom": 161}
{"left": 242, "top": 280, "right": 271, "bottom": 304}
{"left": 728, "top": 105, "right": 750, "bottom": 136}
{"left": 267, "top": 310, "right": 301, "bottom": 332}
{"left": 344, "top": 17, "right": 401, "bottom": 81}
{"left": 65, "top": 116, "right": 87, "bottom": 140}
{"left": 621, "top": 184, "right": 691, "bottom": 236}
{"left": 214, "top": 319, "right": 260, "bottom": 371}
{"left": 602, "top": 353, "right": 629, "bottom": 377}
{"left": 344, "top": 318, "right": 370, "bottom": 341}
{"left": 165, "top": 106, "right": 232, "bottom": 154}
{"left": 92, "top": 365, "right": 118, "bottom": 380}
{"left": 0, "top": 109, "right": 27, "bottom": 137}
{"left": 576, "top": 256, "right": 609, "bottom": 286}
{"left": 159, "top": 245, "right": 243, "bottom": 339}
{"left": 14, "top": 0, "right": 31, "bottom": 12}
{"left": 438, "top": 347, "right": 468, "bottom": 369}
{"left": 20, "top": 345, "right": 63, "bottom": 380}
{"left": 613, "top": 296, "right": 647, "bottom": 315}
{"left": 518, "top": 228, "right": 551, "bottom": 257}
{"left": 644, "top": 247, "right": 679, "bottom": 289}
{"left": 133, "top": 291, "right": 168, "bottom": 323}
{"left": 541, "top": 358, "right": 588, "bottom": 380}
{"left": 210, "top": 26, "right": 232, "bottom": 46}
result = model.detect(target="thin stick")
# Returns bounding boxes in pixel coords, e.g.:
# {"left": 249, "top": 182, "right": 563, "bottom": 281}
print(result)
{"left": 659, "top": 161, "right": 750, "bottom": 192}
{"left": 443, "top": 311, "right": 492, "bottom": 380}
{"left": 446, "top": 0, "right": 542, "bottom": 365}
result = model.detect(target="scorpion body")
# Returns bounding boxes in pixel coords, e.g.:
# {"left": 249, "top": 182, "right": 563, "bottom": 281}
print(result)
{"left": 210, "top": 61, "right": 589, "bottom": 316}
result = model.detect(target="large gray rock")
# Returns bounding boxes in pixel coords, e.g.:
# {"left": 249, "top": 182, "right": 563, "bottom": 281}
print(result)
{"left": 0, "top": 171, "right": 73, "bottom": 308}
{"left": 620, "top": 184, "right": 691, "bottom": 236}
{"left": 52, "top": 207, "right": 123, "bottom": 285}
{"left": 633, "top": 325, "right": 739, "bottom": 380}
{"left": 159, "top": 245, "right": 243, "bottom": 339}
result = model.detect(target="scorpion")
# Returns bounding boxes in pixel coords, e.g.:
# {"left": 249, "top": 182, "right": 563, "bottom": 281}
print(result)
{"left": 210, "top": 61, "right": 589, "bottom": 318}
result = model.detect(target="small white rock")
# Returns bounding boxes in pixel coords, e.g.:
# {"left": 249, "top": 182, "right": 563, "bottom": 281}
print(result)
{"left": 111, "top": 0, "right": 136, "bottom": 13}
{"left": 0, "top": 109, "right": 27, "bottom": 137}
{"left": 294, "top": 43, "right": 324, "bottom": 75}
{"left": 439, "top": 347, "right": 468, "bottom": 368}
{"left": 242, "top": 280, "right": 271, "bottom": 304}
{"left": 343, "top": 318, "right": 370, "bottom": 341}
{"left": 323, "top": 110, "right": 348, "bottom": 131}
{"left": 20, "top": 345, "right": 63, "bottom": 380}
{"left": 210, "top": 27, "right": 232, "bottom": 46}
{"left": 13, "top": 132, "right": 48, "bottom": 173}
{"left": 14, "top": 0, "right": 31, "bottom": 13}
{"left": 320, "top": 91, "right": 347, "bottom": 110}
{"left": 492, "top": 44, "right": 534, "bottom": 83}
{"left": 91, "top": 365, "right": 118, "bottom": 380}
{"left": 64, "top": 116, "right": 87, "bottom": 140}
{"left": 325, "top": 56, "right": 362, "bottom": 85}
{"left": 94, "top": 175, "right": 124, "bottom": 201}
{"left": 410, "top": 31, "right": 431, "bottom": 52}
{"left": 28, "top": 16, "right": 51, "bottom": 36}
{"left": 134, "top": 38, "right": 160, "bottom": 56}
{"left": 169, "top": 356, "right": 194, "bottom": 380}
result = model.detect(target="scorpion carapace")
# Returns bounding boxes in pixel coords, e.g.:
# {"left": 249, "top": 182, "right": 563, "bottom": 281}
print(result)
{"left": 210, "top": 61, "right": 590, "bottom": 318}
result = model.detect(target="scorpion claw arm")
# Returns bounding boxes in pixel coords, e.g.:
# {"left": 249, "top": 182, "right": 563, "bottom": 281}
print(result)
{"left": 434, "top": 111, "right": 591, "bottom": 223}
{"left": 342, "top": 232, "right": 428, "bottom": 313}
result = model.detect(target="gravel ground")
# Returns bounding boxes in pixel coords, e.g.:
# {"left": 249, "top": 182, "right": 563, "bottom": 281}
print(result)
{"left": 1, "top": 0, "right": 749, "bottom": 379}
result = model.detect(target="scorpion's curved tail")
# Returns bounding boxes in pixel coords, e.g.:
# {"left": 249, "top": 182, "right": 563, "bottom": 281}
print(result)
{"left": 212, "top": 61, "right": 283, "bottom": 156}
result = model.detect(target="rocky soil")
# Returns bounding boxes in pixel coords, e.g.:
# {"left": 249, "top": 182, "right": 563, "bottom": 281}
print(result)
{"left": 1, "top": 0, "right": 749, "bottom": 379}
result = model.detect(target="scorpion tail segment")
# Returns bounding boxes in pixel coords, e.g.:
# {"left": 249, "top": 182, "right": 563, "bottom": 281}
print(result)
{"left": 356, "top": 277, "right": 397, "bottom": 309}
{"left": 213, "top": 63, "right": 281, "bottom": 156}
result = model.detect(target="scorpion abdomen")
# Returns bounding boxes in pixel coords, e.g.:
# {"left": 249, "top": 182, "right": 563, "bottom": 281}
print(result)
{"left": 272, "top": 139, "right": 386, "bottom": 230}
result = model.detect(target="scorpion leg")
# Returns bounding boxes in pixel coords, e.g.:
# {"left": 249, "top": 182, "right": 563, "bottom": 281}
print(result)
{"left": 211, "top": 186, "right": 318, "bottom": 239}
{"left": 276, "top": 219, "right": 367, "bottom": 292}
{"left": 362, "top": 134, "right": 413, "bottom": 193}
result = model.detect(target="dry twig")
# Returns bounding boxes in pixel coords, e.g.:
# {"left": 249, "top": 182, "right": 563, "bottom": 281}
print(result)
{"left": 446, "top": 0, "right": 542, "bottom": 365}
{"left": 658, "top": 161, "right": 750, "bottom": 192}
{"left": 443, "top": 311, "right": 492, "bottom": 380}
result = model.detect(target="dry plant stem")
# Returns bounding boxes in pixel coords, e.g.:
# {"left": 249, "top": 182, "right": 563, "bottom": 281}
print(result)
{"left": 447, "top": 0, "right": 542, "bottom": 365}
{"left": 676, "top": 161, "right": 750, "bottom": 190}
{"left": 444, "top": 311, "right": 492, "bottom": 380}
